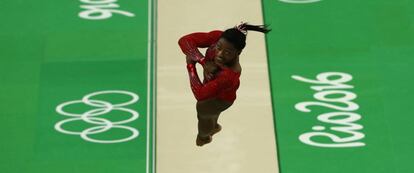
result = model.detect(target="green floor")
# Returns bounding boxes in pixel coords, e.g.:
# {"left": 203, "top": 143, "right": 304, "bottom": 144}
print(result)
{"left": 263, "top": 0, "right": 414, "bottom": 172}
{"left": 1, "top": 0, "right": 414, "bottom": 173}
{"left": 0, "top": 0, "right": 156, "bottom": 172}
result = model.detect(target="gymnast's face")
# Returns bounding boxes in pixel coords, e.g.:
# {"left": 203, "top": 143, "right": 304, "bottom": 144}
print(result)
{"left": 214, "top": 38, "right": 240, "bottom": 66}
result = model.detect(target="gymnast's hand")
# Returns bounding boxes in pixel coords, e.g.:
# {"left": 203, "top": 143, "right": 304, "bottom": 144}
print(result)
{"left": 203, "top": 60, "right": 219, "bottom": 81}
{"left": 186, "top": 56, "right": 196, "bottom": 64}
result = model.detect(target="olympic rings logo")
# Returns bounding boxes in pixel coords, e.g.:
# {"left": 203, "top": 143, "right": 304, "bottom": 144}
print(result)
{"left": 54, "top": 90, "right": 140, "bottom": 144}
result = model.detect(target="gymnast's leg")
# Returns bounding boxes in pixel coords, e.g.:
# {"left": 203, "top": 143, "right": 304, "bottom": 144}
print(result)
{"left": 195, "top": 99, "right": 232, "bottom": 146}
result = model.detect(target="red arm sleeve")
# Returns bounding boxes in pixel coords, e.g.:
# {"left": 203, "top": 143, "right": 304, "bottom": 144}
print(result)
{"left": 186, "top": 63, "right": 231, "bottom": 101}
{"left": 178, "top": 30, "right": 223, "bottom": 64}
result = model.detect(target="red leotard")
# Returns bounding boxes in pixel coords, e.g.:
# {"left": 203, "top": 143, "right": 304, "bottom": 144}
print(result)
{"left": 178, "top": 30, "right": 241, "bottom": 102}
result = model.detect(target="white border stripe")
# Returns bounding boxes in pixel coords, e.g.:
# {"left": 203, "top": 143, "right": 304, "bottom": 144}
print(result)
{"left": 146, "top": 0, "right": 152, "bottom": 172}
{"left": 152, "top": 0, "right": 157, "bottom": 172}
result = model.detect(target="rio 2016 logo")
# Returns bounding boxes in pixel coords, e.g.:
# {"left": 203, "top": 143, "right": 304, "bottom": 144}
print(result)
{"left": 292, "top": 72, "right": 365, "bottom": 148}
{"left": 55, "top": 90, "right": 140, "bottom": 144}
{"left": 79, "top": 0, "right": 135, "bottom": 20}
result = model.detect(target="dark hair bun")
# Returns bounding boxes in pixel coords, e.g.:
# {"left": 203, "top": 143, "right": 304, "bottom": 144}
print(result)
{"left": 221, "top": 23, "right": 271, "bottom": 50}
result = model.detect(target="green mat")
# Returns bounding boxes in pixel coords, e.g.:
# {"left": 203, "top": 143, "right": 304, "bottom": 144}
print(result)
{"left": 0, "top": 0, "right": 156, "bottom": 172}
{"left": 263, "top": 0, "right": 414, "bottom": 172}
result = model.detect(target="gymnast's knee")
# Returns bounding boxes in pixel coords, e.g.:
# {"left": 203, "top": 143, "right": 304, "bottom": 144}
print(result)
{"left": 196, "top": 101, "right": 217, "bottom": 114}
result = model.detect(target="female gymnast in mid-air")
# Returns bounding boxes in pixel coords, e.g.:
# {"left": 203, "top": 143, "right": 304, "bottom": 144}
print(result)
{"left": 178, "top": 23, "right": 270, "bottom": 146}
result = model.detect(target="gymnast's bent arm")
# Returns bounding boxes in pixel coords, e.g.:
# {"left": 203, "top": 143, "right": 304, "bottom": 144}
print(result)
{"left": 178, "top": 30, "right": 222, "bottom": 65}
{"left": 186, "top": 63, "right": 230, "bottom": 101}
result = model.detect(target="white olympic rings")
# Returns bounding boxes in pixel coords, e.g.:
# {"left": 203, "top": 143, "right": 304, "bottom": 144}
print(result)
{"left": 54, "top": 90, "right": 140, "bottom": 144}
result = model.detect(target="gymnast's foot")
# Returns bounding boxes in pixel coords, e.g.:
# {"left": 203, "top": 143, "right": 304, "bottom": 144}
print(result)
{"left": 211, "top": 124, "right": 222, "bottom": 136}
{"left": 196, "top": 134, "right": 212, "bottom": 147}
